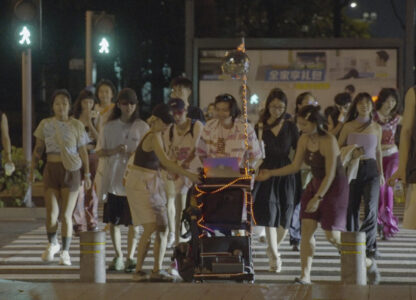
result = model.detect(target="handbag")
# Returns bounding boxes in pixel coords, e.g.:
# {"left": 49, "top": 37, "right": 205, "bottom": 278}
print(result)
{"left": 53, "top": 119, "right": 82, "bottom": 171}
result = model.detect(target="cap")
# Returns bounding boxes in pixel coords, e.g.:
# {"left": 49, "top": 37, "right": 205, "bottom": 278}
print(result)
{"left": 152, "top": 103, "right": 174, "bottom": 124}
{"left": 168, "top": 98, "right": 185, "bottom": 111}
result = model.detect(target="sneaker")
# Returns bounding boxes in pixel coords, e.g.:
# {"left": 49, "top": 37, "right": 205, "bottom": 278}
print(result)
{"left": 41, "top": 243, "right": 60, "bottom": 262}
{"left": 124, "top": 258, "right": 137, "bottom": 273}
{"left": 150, "top": 270, "right": 175, "bottom": 282}
{"left": 108, "top": 257, "right": 125, "bottom": 271}
{"left": 367, "top": 258, "right": 381, "bottom": 285}
{"left": 133, "top": 271, "right": 149, "bottom": 282}
{"left": 267, "top": 248, "right": 282, "bottom": 273}
{"left": 166, "top": 232, "right": 175, "bottom": 248}
{"left": 168, "top": 261, "right": 180, "bottom": 277}
{"left": 59, "top": 250, "right": 71, "bottom": 266}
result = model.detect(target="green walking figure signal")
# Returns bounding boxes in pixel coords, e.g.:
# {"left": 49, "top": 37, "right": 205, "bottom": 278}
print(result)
{"left": 98, "top": 37, "right": 109, "bottom": 54}
{"left": 19, "top": 26, "right": 31, "bottom": 45}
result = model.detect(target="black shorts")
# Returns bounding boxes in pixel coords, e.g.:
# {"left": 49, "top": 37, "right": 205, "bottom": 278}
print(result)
{"left": 103, "top": 193, "right": 133, "bottom": 226}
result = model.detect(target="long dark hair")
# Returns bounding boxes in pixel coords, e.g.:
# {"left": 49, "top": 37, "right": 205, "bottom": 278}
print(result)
{"left": 72, "top": 89, "right": 97, "bottom": 119}
{"left": 95, "top": 79, "right": 117, "bottom": 104}
{"left": 108, "top": 88, "right": 141, "bottom": 123}
{"left": 50, "top": 89, "right": 72, "bottom": 116}
{"left": 375, "top": 88, "right": 400, "bottom": 116}
{"left": 298, "top": 105, "right": 328, "bottom": 136}
{"left": 214, "top": 93, "right": 241, "bottom": 122}
{"left": 346, "top": 92, "right": 374, "bottom": 131}
{"left": 259, "top": 88, "right": 287, "bottom": 126}
{"left": 295, "top": 92, "right": 314, "bottom": 114}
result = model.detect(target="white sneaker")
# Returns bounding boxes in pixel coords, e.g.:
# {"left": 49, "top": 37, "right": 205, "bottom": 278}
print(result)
{"left": 41, "top": 243, "right": 60, "bottom": 262}
{"left": 168, "top": 261, "right": 180, "bottom": 277}
{"left": 59, "top": 250, "right": 71, "bottom": 266}
{"left": 166, "top": 232, "right": 175, "bottom": 248}
{"left": 266, "top": 248, "right": 282, "bottom": 273}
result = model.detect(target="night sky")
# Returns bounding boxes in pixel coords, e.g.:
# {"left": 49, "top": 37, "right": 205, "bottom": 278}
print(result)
{"left": 0, "top": 0, "right": 408, "bottom": 146}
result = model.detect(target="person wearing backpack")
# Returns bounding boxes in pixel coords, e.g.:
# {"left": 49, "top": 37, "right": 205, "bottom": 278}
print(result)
{"left": 162, "top": 98, "right": 203, "bottom": 248}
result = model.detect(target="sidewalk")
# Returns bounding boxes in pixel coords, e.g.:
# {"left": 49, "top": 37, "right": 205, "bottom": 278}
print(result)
{"left": 0, "top": 281, "right": 415, "bottom": 300}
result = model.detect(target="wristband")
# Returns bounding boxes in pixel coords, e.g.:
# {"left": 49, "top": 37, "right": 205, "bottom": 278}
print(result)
{"left": 84, "top": 173, "right": 91, "bottom": 178}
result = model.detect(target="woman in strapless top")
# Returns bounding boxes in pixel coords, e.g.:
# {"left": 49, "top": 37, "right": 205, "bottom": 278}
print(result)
{"left": 257, "top": 105, "right": 349, "bottom": 285}
{"left": 338, "top": 92, "right": 383, "bottom": 283}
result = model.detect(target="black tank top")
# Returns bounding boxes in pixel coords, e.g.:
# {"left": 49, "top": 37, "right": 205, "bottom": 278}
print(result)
{"left": 133, "top": 132, "right": 160, "bottom": 170}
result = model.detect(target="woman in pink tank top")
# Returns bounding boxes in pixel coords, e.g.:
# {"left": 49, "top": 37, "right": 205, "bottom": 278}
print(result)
{"left": 374, "top": 88, "right": 401, "bottom": 239}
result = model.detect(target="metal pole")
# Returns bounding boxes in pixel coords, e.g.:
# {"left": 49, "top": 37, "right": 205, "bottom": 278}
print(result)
{"left": 22, "top": 48, "right": 33, "bottom": 207}
{"left": 404, "top": 0, "right": 415, "bottom": 91}
{"left": 86, "top": 11, "right": 93, "bottom": 87}
{"left": 185, "top": 0, "right": 194, "bottom": 103}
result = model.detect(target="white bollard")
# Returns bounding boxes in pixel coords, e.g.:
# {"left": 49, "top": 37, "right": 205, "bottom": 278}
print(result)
{"left": 340, "top": 231, "right": 366, "bottom": 285}
{"left": 80, "top": 231, "right": 106, "bottom": 283}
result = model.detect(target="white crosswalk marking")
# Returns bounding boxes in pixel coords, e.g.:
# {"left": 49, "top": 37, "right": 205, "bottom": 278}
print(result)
{"left": 0, "top": 204, "right": 414, "bottom": 284}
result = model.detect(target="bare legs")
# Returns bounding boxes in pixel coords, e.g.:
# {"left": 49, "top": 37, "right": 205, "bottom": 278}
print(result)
{"left": 109, "top": 224, "right": 140, "bottom": 260}
{"left": 45, "top": 188, "right": 79, "bottom": 249}
{"left": 266, "top": 226, "right": 288, "bottom": 271}
{"left": 175, "top": 192, "right": 187, "bottom": 244}
{"left": 136, "top": 223, "right": 168, "bottom": 273}
{"left": 299, "top": 219, "right": 317, "bottom": 283}
{"left": 299, "top": 219, "right": 341, "bottom": 283}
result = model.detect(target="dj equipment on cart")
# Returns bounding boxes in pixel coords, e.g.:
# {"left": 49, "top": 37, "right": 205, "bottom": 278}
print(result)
{"left": 174, "top": 159, "right": 256, "bottom": 283}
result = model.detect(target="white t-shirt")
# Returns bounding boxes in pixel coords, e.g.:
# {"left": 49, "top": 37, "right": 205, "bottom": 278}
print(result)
{"left": 34, "top": 117, "right": 89, "bottom": 154}
{"left": 97, "top": 118, "right": 149, "bottom": 196}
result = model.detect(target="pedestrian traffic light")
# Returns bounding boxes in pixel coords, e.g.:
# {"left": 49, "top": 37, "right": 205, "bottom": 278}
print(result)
{"left": 94, "top": 13, "right": 115, "bottom": 56}
{"left": 12, "top": 0, "right": 39, "bottom": 49}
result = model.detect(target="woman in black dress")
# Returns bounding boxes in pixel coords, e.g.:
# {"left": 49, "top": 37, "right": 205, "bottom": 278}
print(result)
{"left": 252, "top": 88, "right": 299, "bottom": 272}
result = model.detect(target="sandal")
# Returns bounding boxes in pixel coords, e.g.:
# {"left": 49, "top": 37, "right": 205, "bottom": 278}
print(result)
{"left": 294, "top": 277, "right": 311, "bottom": 285}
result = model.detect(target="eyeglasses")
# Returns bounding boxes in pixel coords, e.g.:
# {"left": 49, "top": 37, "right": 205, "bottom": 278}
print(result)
{"left": 269, "top": 105, "right": 286, "bottom": 110}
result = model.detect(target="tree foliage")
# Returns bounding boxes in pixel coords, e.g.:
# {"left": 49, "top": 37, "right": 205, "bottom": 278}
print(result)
{"left": 196, "top": 0, "right": 370, "bottom": 38}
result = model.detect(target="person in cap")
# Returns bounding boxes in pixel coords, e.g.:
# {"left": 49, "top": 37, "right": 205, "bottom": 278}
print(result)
{"left": 96, "top": 88, "right": 149, "bottom": 272}
{"left": 162, "top": 98, "right": 203, "bottom": 248}
{"left": 124, "top": 103, "right": 199, "bottom": 282}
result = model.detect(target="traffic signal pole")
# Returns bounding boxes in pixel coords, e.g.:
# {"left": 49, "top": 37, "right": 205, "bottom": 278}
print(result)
{"left": 22, "top": 48, "right": 33, "bottom": 207}
{"left": 86, "top": 10, "right": 93, "bottom": 86}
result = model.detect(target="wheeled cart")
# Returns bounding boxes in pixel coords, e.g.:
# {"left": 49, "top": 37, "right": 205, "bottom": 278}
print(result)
{"left": 175, "top": 175, "right": 255, "bottom": 283}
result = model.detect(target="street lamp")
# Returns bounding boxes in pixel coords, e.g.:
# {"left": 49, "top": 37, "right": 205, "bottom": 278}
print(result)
{"left": 350, "top": 2, "right": 357, "bottom": 8}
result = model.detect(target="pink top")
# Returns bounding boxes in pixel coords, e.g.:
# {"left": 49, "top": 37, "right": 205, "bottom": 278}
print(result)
{"left": 197, "top": 119, "right": 262, "bottom": 168}
{"left": 373, "top": 112, "right": 400, "bottom": 145}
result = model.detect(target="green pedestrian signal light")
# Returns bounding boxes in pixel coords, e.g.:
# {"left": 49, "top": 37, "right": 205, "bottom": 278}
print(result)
{"left": 98, "top": 37, "right": 110, "bottom": 54}
{"left": 13, "top": 0, "right": 39, "bottom": 49}
{"left": 18, "top": 25, "right": 31, "bottom": 45}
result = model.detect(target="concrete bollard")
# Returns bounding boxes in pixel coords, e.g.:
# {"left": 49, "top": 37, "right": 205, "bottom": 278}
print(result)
{"left": 80, "top": 231, "right": 106, "bottom": 283}
{"left": 340, "top": 231, "right": 366, "bottom": 285}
